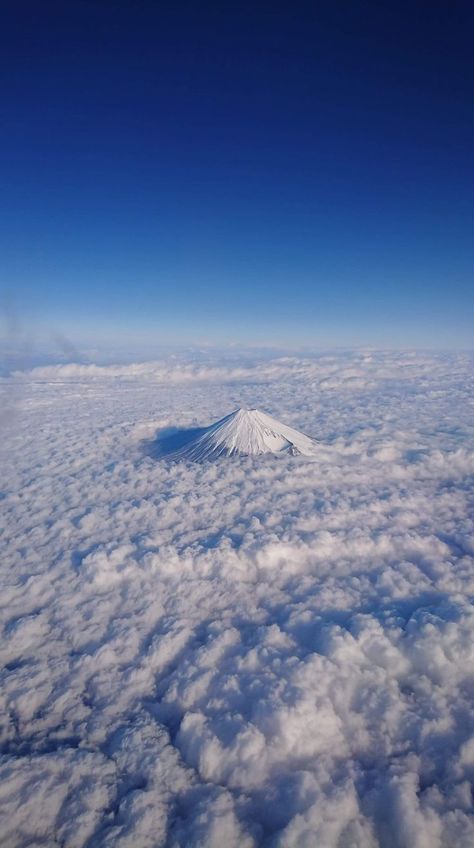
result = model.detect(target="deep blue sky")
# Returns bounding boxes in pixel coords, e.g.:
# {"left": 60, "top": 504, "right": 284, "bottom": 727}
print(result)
{"left": 1, "top": 1, "right": 473, "bottom": 350}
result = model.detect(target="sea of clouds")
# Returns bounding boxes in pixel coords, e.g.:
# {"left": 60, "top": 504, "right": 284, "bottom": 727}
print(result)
{"left": 1, "top": 349, "right": 473, "bottom": 847}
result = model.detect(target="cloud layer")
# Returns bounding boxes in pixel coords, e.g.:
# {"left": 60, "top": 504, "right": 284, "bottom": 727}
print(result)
{"left": 1, "top": 350, "right": 474, "bottom": 846}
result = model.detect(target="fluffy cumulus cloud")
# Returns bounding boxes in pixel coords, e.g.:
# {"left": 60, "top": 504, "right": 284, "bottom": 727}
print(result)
{"left": 1, "top": 349, "right": 474, "bottom": 846}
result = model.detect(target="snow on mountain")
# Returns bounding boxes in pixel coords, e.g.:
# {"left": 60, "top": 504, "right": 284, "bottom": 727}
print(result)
{"left": 162, "top": 407, "right": 317, "bottom": 460}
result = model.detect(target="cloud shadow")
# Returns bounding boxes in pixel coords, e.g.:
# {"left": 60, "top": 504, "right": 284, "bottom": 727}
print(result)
{"left": 142, "top": 424, "right": 207, "bottom": 460}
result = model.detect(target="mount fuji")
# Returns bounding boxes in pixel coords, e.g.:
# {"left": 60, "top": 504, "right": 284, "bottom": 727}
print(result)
{"left": 156, "top": 408, "right": 318, "bottom": 460}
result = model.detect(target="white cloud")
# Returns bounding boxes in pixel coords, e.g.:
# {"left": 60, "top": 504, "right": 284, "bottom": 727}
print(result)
{"left": 1, "top": 349, "right": 473, "bottom": 846}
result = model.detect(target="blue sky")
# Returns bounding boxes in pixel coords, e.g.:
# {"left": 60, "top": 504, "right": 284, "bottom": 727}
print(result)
{"left": 1, "top": 1, "right": 473, "bottom": 350}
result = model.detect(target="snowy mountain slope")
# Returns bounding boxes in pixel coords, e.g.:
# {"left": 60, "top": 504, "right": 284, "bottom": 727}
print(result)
{"left": 161, "top": 407, "right": 317, "bottom": 460}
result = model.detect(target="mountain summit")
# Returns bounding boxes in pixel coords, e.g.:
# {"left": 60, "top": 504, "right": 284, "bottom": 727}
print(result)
{"left": 161, "top": 408, "right": 317, "bottom": 460}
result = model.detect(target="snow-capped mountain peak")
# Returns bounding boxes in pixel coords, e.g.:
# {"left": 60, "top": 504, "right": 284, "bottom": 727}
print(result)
{"left": 162, "top": 407, "right": 317, "bottom": 460}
